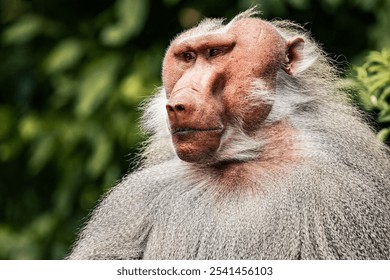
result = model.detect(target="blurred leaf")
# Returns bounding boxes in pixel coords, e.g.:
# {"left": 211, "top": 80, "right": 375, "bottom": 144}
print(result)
{"left": 76, "top": 54, "right": 121, "bottom": 118}
{"left": 354, "top": 49, "right": 390, "bottom": 142}
{"left": 119, "top": 73, "right": 146, "bottom": 102}
{"left": 18, "top": 114, "right": 42, "bottom": 141}
{"left": 100, "top": 0, "right": 149, "bottom": 46}
{"left": 50, "top": 75, "right": 78, "bottom": 109}
{"left": 87, "top": 132, "right": 113, "bottom": 178}
{"left": 2, "top": 14, "right": 42, "bottom": 45}
{"left": 44, "top": 39, "right": 84, "bottom": 74}
{"left": 377, "top": 128, "right": 390, "bottom": 142}
{"left": 28, "top": 134, "right": 55, "bottom": 174}
{"left": 379, "top": 87, "right": 390, "bottom": 104}
{"left": 378, "top": 109, "right": 390, "bottom": 123}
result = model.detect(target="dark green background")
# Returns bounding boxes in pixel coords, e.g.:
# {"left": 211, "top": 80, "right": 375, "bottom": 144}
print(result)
{"left": 1, "top": 0, "right": 389, "bottom": 259}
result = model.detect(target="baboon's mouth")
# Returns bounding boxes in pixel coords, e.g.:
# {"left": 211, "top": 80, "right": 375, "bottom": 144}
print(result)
{"left": 171, "top": 127, "right": 223, "bottom": 135}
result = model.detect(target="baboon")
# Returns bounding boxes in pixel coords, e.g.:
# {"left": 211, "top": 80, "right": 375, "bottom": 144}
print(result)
{"left": 68, "top": 9, "right": 390, "bottom": 259}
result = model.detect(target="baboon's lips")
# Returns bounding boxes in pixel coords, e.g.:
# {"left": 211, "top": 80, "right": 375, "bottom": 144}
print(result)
{"left": 171, "top": 127, "right": 223, "bottom": 135}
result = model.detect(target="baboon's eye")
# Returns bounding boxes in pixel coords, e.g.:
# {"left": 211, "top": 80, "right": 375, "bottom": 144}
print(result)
{"left": 209, "top": 48, "right": 224, "bottom": 57}
{"left": 182, "top": 52, "right": 196, "bottom": 62}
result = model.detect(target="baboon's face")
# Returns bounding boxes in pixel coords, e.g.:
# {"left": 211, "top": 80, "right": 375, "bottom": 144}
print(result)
{"left": 163, "top": 18, "right": 302, "bottom": 163}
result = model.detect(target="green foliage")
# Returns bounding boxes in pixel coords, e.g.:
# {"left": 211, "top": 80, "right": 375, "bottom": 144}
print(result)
{"left": 100, "top": 0, "right": 149, "bottom": 47}
{"left": 0, "top": 0, "right": 157, "bottom": 259}
{"left": 354, "top": 49, "right": 390, "bottom": 142}
{"left": 1, "top": 0, "right": 390, "bottom": 259}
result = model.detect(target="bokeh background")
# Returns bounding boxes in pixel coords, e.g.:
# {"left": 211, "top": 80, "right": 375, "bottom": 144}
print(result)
{"left": 1, "top": 0, "right": 389, "bottom": 259}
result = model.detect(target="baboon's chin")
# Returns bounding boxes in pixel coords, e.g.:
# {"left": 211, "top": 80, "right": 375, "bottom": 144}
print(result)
{"left": 172, "top": 132, "right": 222, "bottom": 164}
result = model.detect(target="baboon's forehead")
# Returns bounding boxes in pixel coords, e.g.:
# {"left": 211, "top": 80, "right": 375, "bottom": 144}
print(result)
{"left": 170, "top": 17, "right": 281, "bottom": 49}
{"left": 171, "top": 7, "right": 263, "bottom": 42}
{"left": 171, "top": 19, "right": 229, "bottom": 46}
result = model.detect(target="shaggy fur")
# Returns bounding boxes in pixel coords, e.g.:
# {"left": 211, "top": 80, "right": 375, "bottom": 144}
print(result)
{"left": 68, "top": 9, "right": 390, "bottom": 260}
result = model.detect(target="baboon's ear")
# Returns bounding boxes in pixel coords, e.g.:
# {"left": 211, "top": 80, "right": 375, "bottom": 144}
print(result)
{"left": 283, "top": 37, "right": 305, "bottom": 75}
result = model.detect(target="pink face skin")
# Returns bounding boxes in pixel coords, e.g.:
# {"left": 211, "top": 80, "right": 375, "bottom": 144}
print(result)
{"left": 162, "top": 18, "right": 303, "bottom": 164}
